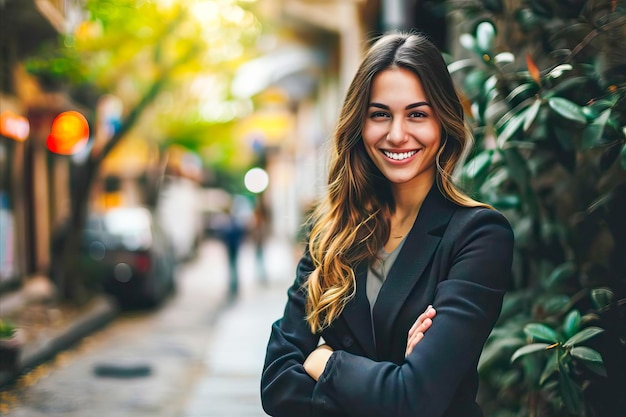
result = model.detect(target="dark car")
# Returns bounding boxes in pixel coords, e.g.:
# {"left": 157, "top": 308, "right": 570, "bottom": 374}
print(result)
{"left": 81, "top": 206, "right": 176, "bottom": 308}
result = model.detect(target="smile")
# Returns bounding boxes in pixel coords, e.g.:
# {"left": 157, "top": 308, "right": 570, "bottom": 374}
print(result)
{"left": 382, "top": 150, "right": 418, "bottom": 161}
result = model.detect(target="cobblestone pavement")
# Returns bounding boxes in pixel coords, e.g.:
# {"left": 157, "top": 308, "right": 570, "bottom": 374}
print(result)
{"left": 2, "top": 237, "right": 296, "bottom": 417}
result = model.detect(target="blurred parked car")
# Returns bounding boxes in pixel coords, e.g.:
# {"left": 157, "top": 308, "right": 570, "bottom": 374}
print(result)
{"left": 80, "top": 206, "right": 176, "bottom": 309}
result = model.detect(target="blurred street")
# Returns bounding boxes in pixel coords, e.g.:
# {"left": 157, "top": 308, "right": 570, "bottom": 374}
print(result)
{"left": 2, "top": 236, "right": 297, "bottom": 417}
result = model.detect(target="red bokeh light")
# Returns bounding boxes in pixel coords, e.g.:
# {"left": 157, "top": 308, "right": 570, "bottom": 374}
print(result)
{"left": 47, "top": 111, "right": 89, "bottom": 155}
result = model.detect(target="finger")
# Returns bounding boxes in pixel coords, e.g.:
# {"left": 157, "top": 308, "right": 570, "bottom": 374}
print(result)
{"left": 408, "top": 306, "right": 435, "bottom": 337}
{"left": 419, "top": 318, "right": 433, "bottom": 333}
{"left": 405, "top": 331, "right": 424, "bottom": 357}
{"left": 408, "top": 305, "right": 431, "bottom": 336}
{"left": 406, "top": 328, "right": 425, "bottom": 354}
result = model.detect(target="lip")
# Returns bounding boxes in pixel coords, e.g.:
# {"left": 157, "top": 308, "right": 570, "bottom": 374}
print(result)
{"left": 380, "top": 149, "right": 421, "bottom": 164}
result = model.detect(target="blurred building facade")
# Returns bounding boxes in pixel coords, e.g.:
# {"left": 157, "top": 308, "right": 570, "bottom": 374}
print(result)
{"left": 0, "top": 0, "right": 87, "bottom": 294}
{"left": 0, "top": 1, "right": 168, "bottom": 301}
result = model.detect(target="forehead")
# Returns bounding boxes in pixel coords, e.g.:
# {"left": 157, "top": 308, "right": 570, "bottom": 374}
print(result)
{"left": 369, "top": 67, "right": 427, "bottom": 102}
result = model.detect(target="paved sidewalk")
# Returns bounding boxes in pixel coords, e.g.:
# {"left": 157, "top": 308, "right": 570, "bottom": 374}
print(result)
{"left": 181, "top": 238, "right": 297, "bottom": 417}
{"left": 0, "top": 269, "right": 120, "bottom": 389}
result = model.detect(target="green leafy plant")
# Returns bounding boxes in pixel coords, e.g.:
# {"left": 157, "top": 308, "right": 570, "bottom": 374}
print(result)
{"left": 511, "top": 310, "right": 606, "bottom": 413}
{"left": 447, "top": 0, "right": 626, "bottom": 415}
{"left": 0, "top": 319, "right": 17, "bottom": 339}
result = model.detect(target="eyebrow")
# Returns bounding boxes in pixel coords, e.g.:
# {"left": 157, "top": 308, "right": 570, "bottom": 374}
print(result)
{"left": 369, "top": 101, "right": 431, "bottom": 110}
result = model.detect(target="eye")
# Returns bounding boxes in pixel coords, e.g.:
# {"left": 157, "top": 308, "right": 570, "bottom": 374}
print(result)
{"left": 370, "top": 111, "right": 390, "bottom": 119}
{"left": 408, "top": 111, "right": 427, "bottom": 118}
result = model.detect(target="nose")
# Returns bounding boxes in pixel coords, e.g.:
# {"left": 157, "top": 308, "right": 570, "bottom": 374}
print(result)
{"left": 386, "top": 118, "right": 408, "bottom": 144}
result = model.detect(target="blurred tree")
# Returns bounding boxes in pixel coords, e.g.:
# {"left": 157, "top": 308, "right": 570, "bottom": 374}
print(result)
{"left": 27, "top": 0, "right": 261, "bottom": 302}
{"left": 445, "top": 0, "right": 626, "bottom": 415}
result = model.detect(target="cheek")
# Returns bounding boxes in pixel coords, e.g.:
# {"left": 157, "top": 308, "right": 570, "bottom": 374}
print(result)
{"left": 363, "top": 141, "right": 378, "bottom": 163}
{"left": 362, "top": 123, "right": 386, "bottom": 144}
{"left": 361, "top": 127, "right": 377, "bottom": 150}
{"left": 417, "top": 124, "right": 442, "bottom": 148}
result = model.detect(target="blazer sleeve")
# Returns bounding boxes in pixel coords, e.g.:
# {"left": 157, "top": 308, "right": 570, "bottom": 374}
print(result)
{"left": 312, "top": 208, "right": 514, "bottom": 417}
{"left": 260, "top": 245, "right": 343, "bottom": 417}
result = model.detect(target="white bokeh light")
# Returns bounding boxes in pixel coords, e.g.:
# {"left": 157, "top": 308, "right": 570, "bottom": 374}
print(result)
{"left": 244, "top": 167, "right": 269, "bottom": 193}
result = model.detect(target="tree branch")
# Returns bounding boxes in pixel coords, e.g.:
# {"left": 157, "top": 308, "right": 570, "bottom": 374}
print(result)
{"left": 565, "top": 15, "right": 626, "bottom": 63}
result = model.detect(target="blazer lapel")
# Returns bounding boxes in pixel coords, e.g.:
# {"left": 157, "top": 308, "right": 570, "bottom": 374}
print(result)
{"left": 372, "top": 185, "right": 455, "bottom": 358}
{"left": 340, "top": 261, "right": 377, "bottom": 359}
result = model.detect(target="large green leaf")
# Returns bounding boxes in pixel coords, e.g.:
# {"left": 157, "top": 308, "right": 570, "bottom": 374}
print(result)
{"left": 570, "top": 346, "right": 603, "bottom": 363}
{"left": 581, "top": 109, "right": 611, "bottom": 150}
{"left": 591, "top": 287, "right": 615, "bottom": 309}
{"left": 480, "top": 336, "right": 525, "bottom": 369}
{"left": 505, "top": 83, "right": 536, "bottom": 103}
{"left": 484, "top": 100, "right": 510, "bottom": 126}
{"left": 515, "top": 8, "right": 541, "bottom": 32}
{"left": 476, "top": 21, "right": 496, "bottom": 53}
{"left": 563, "top": 310, "right": 581, "bottom": 339}
{"left": 491, "top": 195, "right": 521, "bottom": 210}
{"left": 523, "top": 98, "right": 541, "bottom": 131}
{"left": 462, "top": 150, "right": 493, "bottom": 184}
{"left": 497, "top": 111, "right": 527, "bottom": 147}
{"left": 546, "top": 295, "right": 571, "bottom": 315}
{"left": 479, "top": 166, "right": 508, "bottom": 191}
{"left": 463, "top": 69, "right": 488, "bottom": 100}
{"left": 494, "top": 52, "right": 514, "bottom": 64}
{"left": 584, "top": 360, "right": 608, "bottom": 377}
{"left": 621, "top": 143, "right": 626, "bottom": 169}
{"left": 524, "top": 323, "right": 559, "bottom": 343}
{"left": 540, "top": 350, "right": 558, "bottom": 385}
{"left": 459, "top": 33, "right": 476, "bottom": 52}
{"left": 548, "top": 97, "right": 586, "bottom": 124}
{"left": 563, "top": 327, "right": 604, "bottom": 347}
{"left": 499, "top": 291, "right": 528, "bottom": 319}
{"left": 546, "top": 64, "right": 572, "bottom": 79}
{"left": 447, "top": 58, "right": 476, "bottom": 74}
{"left": 545, "top": 262, "right": 576, "bottom": 290}
{"left": 511, "top": 342, "right": 551, "bottom": 363}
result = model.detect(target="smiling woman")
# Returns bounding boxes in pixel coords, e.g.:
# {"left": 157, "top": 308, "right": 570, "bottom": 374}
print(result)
{"left": 260, "top": 32, "right": 514, "bottom": 417}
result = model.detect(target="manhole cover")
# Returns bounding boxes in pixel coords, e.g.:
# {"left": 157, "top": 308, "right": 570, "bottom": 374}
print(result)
{"left": 93, "top": 358, "right": 152, "bottom": 378}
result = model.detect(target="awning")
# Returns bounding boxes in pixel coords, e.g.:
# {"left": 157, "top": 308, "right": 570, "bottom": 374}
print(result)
{"left": 231, "top": 45, "right": 324, "bottom": 101}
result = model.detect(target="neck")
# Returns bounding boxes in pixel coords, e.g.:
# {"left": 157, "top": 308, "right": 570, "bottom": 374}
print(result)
{"left": 391, "top": 175, "right": 434, "bottom": 220}
{"left": 384, "top": 178, "right": 434, "bottom": 249}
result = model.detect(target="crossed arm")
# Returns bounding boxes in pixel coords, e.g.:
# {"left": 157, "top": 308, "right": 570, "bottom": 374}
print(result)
{"left": 303, "top": 305, "right": 437, "bottom": 381}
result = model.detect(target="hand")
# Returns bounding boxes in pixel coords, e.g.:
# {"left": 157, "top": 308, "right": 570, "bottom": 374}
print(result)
{"left": 405, "top": 305, "right": 436, "bottom": 357}
{"left": 303, "top": 344, "right": 334, "bottom": 381}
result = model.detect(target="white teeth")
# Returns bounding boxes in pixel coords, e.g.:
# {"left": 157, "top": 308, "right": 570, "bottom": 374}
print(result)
{"left": 383, "top": 150, "right": 417, "bottom": 160}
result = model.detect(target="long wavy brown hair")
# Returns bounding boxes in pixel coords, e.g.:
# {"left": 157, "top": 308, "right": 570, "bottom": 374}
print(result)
{"left": 304, "top": 32, "right": 490, "bottom": 333}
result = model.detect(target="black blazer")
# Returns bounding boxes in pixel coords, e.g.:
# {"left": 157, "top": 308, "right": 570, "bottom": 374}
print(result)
{"left": 261, "top": 185, "right": 514, "bottom": 417}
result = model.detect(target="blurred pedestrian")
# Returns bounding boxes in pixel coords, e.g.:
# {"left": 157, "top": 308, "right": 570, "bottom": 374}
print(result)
{"left": 261, "top": 32, "right": 514, "bottom": 416}
{"left": 219, "top": 194, "right": 252, "bottom": 298}
{"left": 250, "top": 196, "right": 270, "bottom": 284}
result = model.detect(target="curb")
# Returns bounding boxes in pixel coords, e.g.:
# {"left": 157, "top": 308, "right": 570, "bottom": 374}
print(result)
{"left": 0, "top": 296, "right": 119, "bottom": 388}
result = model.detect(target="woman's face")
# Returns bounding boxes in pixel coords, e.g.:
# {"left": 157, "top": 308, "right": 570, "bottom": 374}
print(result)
{"left": 362, "top": 67, "right": 441, "bottom": 189}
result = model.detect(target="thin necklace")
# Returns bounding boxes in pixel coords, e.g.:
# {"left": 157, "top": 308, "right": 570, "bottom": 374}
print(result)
{"left": 391, "top": 210, "right": 418, "bottom": 240}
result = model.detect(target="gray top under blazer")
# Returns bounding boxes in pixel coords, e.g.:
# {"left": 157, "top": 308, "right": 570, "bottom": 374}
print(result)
{"left": 261, "top": 184, "right": 514, "bottom": 417}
